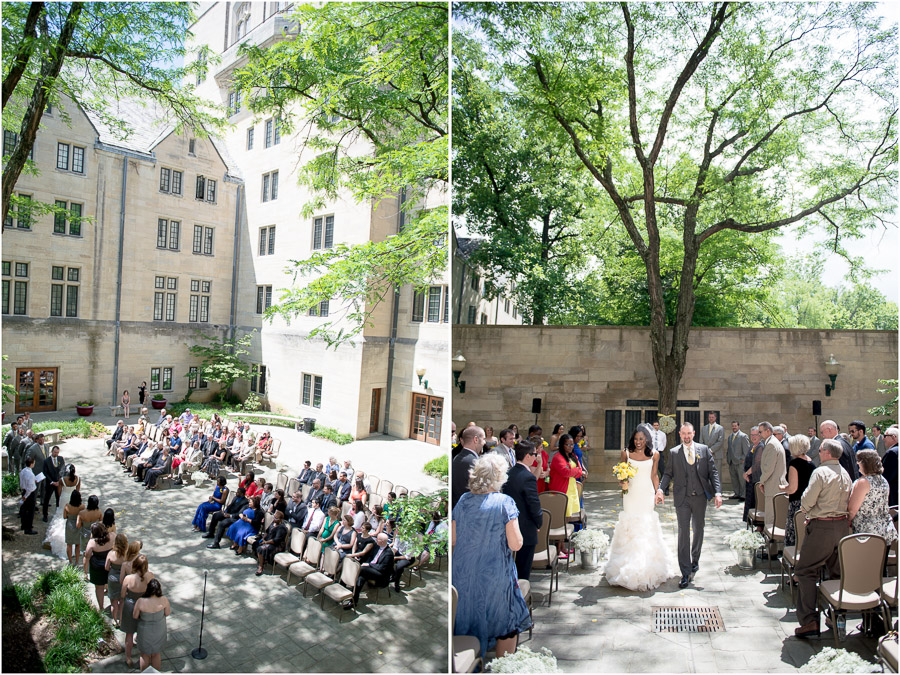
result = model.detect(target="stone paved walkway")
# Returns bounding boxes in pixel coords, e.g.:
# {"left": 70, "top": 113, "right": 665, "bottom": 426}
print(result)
{"left": 2, "top": 430, "right": 448, "bottom": 673}
{"left": 510, "top": 490, "right": 885, "bottom": 672}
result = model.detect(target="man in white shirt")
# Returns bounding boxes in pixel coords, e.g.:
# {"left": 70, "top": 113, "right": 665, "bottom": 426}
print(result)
{"left": 19, "top": 455, "right": 39, "bottom": 534}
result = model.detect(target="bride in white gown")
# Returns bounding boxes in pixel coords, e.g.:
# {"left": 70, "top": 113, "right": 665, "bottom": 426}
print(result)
{"left": 604, "top": 423, "right": 678, "bottom": 591}
{"left": 43, "top": 464, "right": 81, "bottom": 562}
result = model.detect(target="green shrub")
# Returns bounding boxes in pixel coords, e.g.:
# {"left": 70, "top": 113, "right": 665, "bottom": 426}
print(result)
{"left": 9, "top": 582, "right": 35, "bottom": 612}
{"left": 424, "top": 454, "right": 449, "bottom": 478}
{"left": 241, "top": 391, "right": 263, "bottom": 412}
{"left": 167, "top": 402, "right": 240, "bottom": 418}
{"left": 42, "top": 640, "right": 83, "bottom": 673}
{"left": 311, "top": 425, "right": 354, "bottom": 445}
{"left": 2, "top": 473, "right": 19, "bottom": 497}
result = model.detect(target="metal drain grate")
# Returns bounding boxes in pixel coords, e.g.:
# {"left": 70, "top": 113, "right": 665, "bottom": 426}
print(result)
{"left": 652, "top": 606, "right": 725, "bottom": 633}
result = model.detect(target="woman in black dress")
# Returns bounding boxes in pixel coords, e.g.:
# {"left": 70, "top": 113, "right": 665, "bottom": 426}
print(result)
{"left": 784, "top": 435, "right": 815, "bottom": 547}
{"left": 83, "top": 522, "right": 114, "bottom": 613}
{"left": 138, "top": 381, "right": 147, "bottom": 406}
{"left": 254, "top": 511, "right": 288, "bottom": 575}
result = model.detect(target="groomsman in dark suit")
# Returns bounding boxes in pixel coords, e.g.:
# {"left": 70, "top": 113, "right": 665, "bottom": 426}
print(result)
{"left": 502, "top": 440, "right": 543, "bottom": 580}
{"left": 352, "top": 533, "right": 395, "bottom": 605}
{"left": 41, "top": 445, "right": 65, "bottom": 521}
{"left": 451, "top": 426, "right": 484, "bottom": 509}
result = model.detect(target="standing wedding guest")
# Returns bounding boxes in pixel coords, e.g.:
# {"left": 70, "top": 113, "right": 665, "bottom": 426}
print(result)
{"left": 83, "top": 522, "right": 113, "bottom": 613}
{"left": 105, "top": 533, "right": 129, "bottom": 626}
{"left": 41, "top": 445, "right": 65, "bottom": 522}
{"left": 502, "top": 440, "right": 543, "bottom": 581}
{"left": 849, "top": 449, "right": 897, "bottom": 545}
{"left": 122, "top": 390, "right": 131, "bottom": 417}
{"left": 784, "top": 435, "right": 815, "bottom": 548}
{"left": 453, "top": 453, "right": 530, "bottom": 659}
{"left": 137, "top": 381, "right": 147, "bottom": 408}
{"left": 18, "top": 455, "right": 39, "bottom": 535}
{"left": 64, "top": 490, "right": 85, "bottom": 565}
{"left": 121, "top": 555, "right": 154, "bottom": 668}
{"left": 133, "top": 579, "right": 170, "bottom": 672}
{"left": 77, "top": 495, "right": 103, "bottom": 552}
{"left": 548, "top": 434, "right": 583, "bottom": 518}
{"left": 192, "top": 476, "right": 229, "bottom": 532}
{"left": 452, "top": 426, "right": 485, "bottom": 508}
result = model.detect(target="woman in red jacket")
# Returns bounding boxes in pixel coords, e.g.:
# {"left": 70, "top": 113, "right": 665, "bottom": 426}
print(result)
{"left": 548, "top": 434, "right": 583, "bottom": 517}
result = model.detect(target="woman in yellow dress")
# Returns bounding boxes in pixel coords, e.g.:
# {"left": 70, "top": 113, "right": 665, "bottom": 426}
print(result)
{"left": 548, "top": 434, "right": 583, "bottom": 517}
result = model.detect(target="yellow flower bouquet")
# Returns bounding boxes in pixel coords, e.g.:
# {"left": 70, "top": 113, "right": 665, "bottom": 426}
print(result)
{"left": 612, "top": 461, "right": 638, "bottom": 494}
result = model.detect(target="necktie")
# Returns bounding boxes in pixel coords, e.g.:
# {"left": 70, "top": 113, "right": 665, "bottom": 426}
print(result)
{"left": 686, "top": 445, "right": 695, "bottom": 465}
{"left": 372, "top": 547, "right": 384, "bottom": 564}
{"left": 304, "top": 512, "right": 313, "bottom": 530}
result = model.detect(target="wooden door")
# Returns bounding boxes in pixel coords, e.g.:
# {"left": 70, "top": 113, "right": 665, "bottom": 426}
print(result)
{"left": 410, "top": 394, "right": 442, "bottom": 446}
{"left": 369, "top": 388, "right": 382, "bottom": 434}
{"left": 16, "top": 368, "right": 58, "bottom": 413}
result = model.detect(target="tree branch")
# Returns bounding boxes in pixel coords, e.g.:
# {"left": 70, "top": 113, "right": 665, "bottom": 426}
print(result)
{"left": 2, "top": 2, "right": 44, "bottom": 110}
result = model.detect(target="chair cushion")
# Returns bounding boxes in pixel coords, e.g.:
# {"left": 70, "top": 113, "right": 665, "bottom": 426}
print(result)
{"left": 453, "top": 636, "right": 480, "bottom": 674}
{"left": 882, "top": 577, "right": 898, "bottom": 606}
{"left": 306, "top": 572, "right": 334, "bottom": 590}
{"left": 518, "top": 579, "right": 531, "bottom": 602}
{"left": 819, "top": 580, "right": 882, "bottom": 610}
{"left": 274, "top": 552, "right": 300, "bottom": 568}
{"left": 288, "top": 561, "right": 316, "bottom": 579}
{"left": 782, "top": 546, "right": 797, "bottom": 565}
{"left": 764, "top": 526, "right": 785, "bottom": 541}
{"left": 324, "top": 584, "right": 353, "bottom": 603}
{"left": 878, "top": 633, "right": 898, "bottom": 671}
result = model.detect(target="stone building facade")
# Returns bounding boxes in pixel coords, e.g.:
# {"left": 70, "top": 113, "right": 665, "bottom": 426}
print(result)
{"left": 452, "top": 230, "right": 522, "bottom": 325}
{"left": 452, "top": 325, "right": 898, "bottom": 485}
{"left": 3, "top": 95, "right": 240, "bottom": 414}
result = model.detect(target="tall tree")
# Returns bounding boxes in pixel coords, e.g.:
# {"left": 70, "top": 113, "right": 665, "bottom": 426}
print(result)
{"left": 233, "top": 2, "right": 448, "bottom": 346}
{"left": 453, "top": 33, "right": 594, "bottom": 325}
{"left": 2, "top": 2, "right": 220, "bottom": 226}
{"left": 461, "top": 2, "right": 897, "bottom": 422}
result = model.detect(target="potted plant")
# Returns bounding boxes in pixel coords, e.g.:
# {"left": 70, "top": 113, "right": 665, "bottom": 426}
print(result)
{"left": 724, "top": 529, "right": 764, "bottom": 570}
{"left": 75, "top": 400, "right": 95, "bottom": 416}
{"left": 570, "top": 528, "right": 610, "bottom": 570}
{"left": 151, "top": 393, "right": 167, "bottom": 410}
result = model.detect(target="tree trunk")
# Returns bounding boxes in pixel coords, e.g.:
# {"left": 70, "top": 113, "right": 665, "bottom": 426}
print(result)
{"left": 531, "top": 210, "right": 553, "bottom": 325}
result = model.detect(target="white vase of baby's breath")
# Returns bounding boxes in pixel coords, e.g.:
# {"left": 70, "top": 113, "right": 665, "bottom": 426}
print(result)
{"left": 570, "top": 529, "right": 610, "bottom": 570}
{"left": 724, "top": 529, "right": 763, "bottom": 570}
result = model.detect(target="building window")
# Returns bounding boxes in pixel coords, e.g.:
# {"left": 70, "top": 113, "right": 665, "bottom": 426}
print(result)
{"left": 188, "top": 366, "right": 209, "bottom": 389}
{"left": 53, "top": 200, "right": 82, "bottom": 236}
{"left": 427, "top": 286, "right": 442, "bottom": 323}
{"left": 480, "top": 313, "right": 488, "bottom": 325}
{"left": 159, "top": 168, "right": 183, "bottom": 195}
{"left": 411, "top": 289, "right": 425, "bottom": 322}
{"left": 312, "top": 215, "right": 334, "bottom": 250}
{"left": 195, "top": 52, "right": 206, "bottom": 86}
{"left": 6, "top": 194, "right": 32, "bottom": 230}
{"left": 261, "top": 170, "right": 278, "bottom": 202}
{"left": 153, "top": 276, "right": 177, "bottom": 321}
{"left": 157, "top": 219, "right": 180, "bottom": 250}
{"left": 228, "top": 89, "right": 242, "bottom": 116}
{"left": 189, "top": 279, "right": 211, "bottom": 322}
{"left": 204, "top": 226, "right": 214, "bottom": 255}
{"left": 192, "top": 225, "right": 214, "bottom": 255}
{"left": 308, "top": 300, "right": 329, "bottom": 317}
{"left": 195, "top": 176, "right": 216, "bottom": 203}
{"left": 302, "top": 373, "right": 322, "bottom": 408}
{"left": 188, "top": 138, "right": 196, "bottom": 155}
{"left": 274, "top": 117, "right": 281, "bottom": 144}
{"left": 471, "top": 273, "right": 480, "bottom": 292}
{"left": 443, "top": 286, "right": 450, "bottom": 323}
{"left": 192, "top": 225, "right": 202, "bottom": 254}
{"left": 512, "top": 306, "right": 518, "bottom": 319}
{"left": 150, "top": 367, "right": 161, "bottom": 391}
{"left": 467, "top": 305, "right": 476, "bottom": 324}
{"left": 250, "top": 364, "right": 267, "bottom": 395}
{"left": 234, "top": 3, "right": 251, "bottom": 42}
{"left": 3, "top": 130, "right": 15, "bottom": 157}
{"left": 256, "top": 285, "right": 272, "bottom": 314}
{"left": 50, "top": 266, "right": 79, "bottom": 317}
{"left": 258, "top": 226, "right": 276, "bottom": 256}
{"left": 55, "top": 142, "right": 85, "bottom": 173}
{"left": 504, "top": 297, "right": 510, "bottom": 313}
{"left": 0, "top": 261, "right": 22, "bottom": 315}
{"left": 265, "top": 118, "right": 281, "bottom": 147}
{"left": 246, "top": 127, "right": 254, "bottom": 150}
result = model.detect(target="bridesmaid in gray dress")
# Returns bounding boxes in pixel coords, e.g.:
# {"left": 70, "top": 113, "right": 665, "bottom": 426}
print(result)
{"left": 133, "top": 579, "right": 171, "bottom": 672}
{"left": 120, "top": 555, "right": 154, "bottom": 669}
{"left": 105, "top": 533, "right": 128, "bottom": 626}
{"left": 64, "top": 490, "right": 84, "bottom": 566}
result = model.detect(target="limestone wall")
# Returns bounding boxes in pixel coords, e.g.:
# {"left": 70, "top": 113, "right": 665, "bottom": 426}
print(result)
{"left": 452, "top": 325, "right": 898, "bottom": 484}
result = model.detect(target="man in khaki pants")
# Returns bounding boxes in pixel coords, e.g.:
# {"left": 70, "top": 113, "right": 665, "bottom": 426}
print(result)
{"left": 758, "top": 421, "right": 787, "bottom": 558}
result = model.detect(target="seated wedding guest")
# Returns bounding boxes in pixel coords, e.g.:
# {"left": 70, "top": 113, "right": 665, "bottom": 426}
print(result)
{"left": 173, "top": 441, "right": 203, "bottom": 485}
{"left": 327, "top": 469, "right": 339, "bottom": 491}
{"left": 64, "top": 490, "right": 85, "bottom": 566}
{"left": 239, "top": 471, "right": 257, "bottom": 494}
{"left": 351, "top": 532, "right": 394, "bottom": 606}
{"left": 200, "top": 440, "right": 227, "bottom": 479}
{"left": 298, "top": 460, "right": 314, "bottom": 484}
{"left": 390, "top": 534, "right": 420, "bottom": 592}
{"left": 849, "top": 449, "right": 897, "bottom": 545}
{"left": 350, "top": 478, "right": 368, "bottom": 507}
{"left": 192, "top": 476, "right": 229, "bottom": 533}
{"left": 319, "top": 484, "right": 337, "bottom": 513}
{"left": 333, "top": 514, "right": 358, "bottom": 561}
{"left": 453, "top": 453, "right": 530, "bottom": 659}
{"left": 134, "top": 579, "right": 171, "bottom": 673}
{"left": 121, "top": 555, "right": 154, "bottom": 669}
{"left": 83, "top": 522, "right": 113, "bottom": 613}
{"left": 120, "top": 433, "right": 145, "bottom": 466}
{"left": 325, "top": 456, "right": 340, "bottom": 476}
{"left": 318, "top": 506, "right": 342, "bottom": 549}
{"left": 103, "top": 508, "right": 117, "bottom": 535}
{"left": 131, "top": 442, "right": 162, "bottom": 480}
{"left": 342, "top": 459, "right": 356, "bottom": 482}
{"left": 206, "top": 487, "right": 249, "bottom": 548}
{"left": 383, "top": 492, "right": 398, "bottom": 522}
{"left": 356, "top": 471, "right": 373, "bottom": 494}
{"left": 112, "top": 426, "right": 136, "bottom": 458}
{"left": 299, "top": 498, "right": 325, "bottom": 535}
{"left": 305, "top": 478, "right": 324, "bottom": 506}
{"left": 231, "top": 435, "right": 254, "bottom": 474}
{"left": 227, "top": 496, "right": 263, "bottom": 555}
{"left": 253, "top": 510, "right": 288, "bottom": 576}
{"left": 334, "top": 471, "right": 352, "bottom": 502}
{"left": 254, "top": 432, "right": 272, "bottom": 463}
{"left": 350, "top": 500, "right": 367, "bottom": 532}
{"left": 106, "top": 420, "right": 126, "bottom": 452}
{"left": 77, "top": 495, "right": 103, "bottom": 553}
{"left": 347, "top": 522, "right": 376, "bottom": 562}
{"left": 144, "top": 447, "right": 173, "bottom": 490}
{"left": 369, "top": 505, "right": 386, "bottom": 536}
{"left": 247, "top": 477, "right": 265, "bottom": 500}
{"left": 105, "top": 533, "right": 129, "bottom": 626}
{"left": 259, "top": 483, "right": 276, "bottom": 512}
{"left": 285, "top": 490, "right": 308, "bottom": 528}
{"left": 268, "top": 488, "right": 287, "bottom": 515}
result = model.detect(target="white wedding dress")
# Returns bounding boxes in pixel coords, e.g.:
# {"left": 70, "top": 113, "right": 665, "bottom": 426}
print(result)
{"left": 604, "top": 456, "right": 678, "bottom": 591}
{"left": 43, "top": 480, "right": 76, "bottom": 561}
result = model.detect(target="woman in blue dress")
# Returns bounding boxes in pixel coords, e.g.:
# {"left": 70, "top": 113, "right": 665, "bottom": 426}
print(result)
{"left": 452, "top": 453, "right": 530, "bottom": 659}
{"left": 192, "top": 476, "right": 229, "bottom": 532}
{"left": 227, "top": 495, "right": 262, "bottom": 554}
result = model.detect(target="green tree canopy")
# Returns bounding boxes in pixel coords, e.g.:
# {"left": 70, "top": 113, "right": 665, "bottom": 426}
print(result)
{"left": 2, "top": 1, "right": 221, "bottom": 225}
{"left": 458, "top": 2, "right": 897, "bottom": 418}
{"left": 186, "top": 331, "right": 255, "bottom": 399}
{"left": 233, "top": 2, "right": 448, "bottom": 346}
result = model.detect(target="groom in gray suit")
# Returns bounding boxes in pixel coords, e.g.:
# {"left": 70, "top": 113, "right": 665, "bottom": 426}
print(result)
{"left": 656, "top": 422, "right": 722, "bottom": 588}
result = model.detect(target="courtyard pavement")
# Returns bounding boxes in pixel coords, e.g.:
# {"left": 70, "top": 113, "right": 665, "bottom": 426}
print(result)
{"left": 509, "top": 490, "right": 886, "bottom": 673}
{"left": 2, "top": 423, "right": 449, "bottom": 674}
